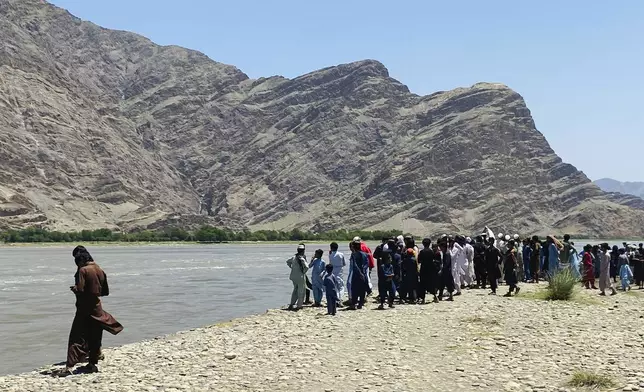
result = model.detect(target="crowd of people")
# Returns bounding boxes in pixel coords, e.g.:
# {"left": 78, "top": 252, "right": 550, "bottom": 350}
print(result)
{"left": 46, "top": 233, "right": 644, "bottom": 377}
{"left": 285, "top": 228, "right": 644, "bottom": 315}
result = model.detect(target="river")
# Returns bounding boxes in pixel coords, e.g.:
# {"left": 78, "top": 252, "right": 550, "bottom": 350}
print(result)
{"left": 0, "top": 240, "right": 638, "bottom": 375}
{"left": 0, "top": 243, "right": 347, "bottom": 375}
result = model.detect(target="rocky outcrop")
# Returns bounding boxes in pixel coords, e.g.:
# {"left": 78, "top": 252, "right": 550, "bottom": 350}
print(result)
{"left": 1, "top": 0, "right": 643, "bottom": 237}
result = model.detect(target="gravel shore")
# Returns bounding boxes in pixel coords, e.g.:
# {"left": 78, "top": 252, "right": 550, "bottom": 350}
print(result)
{"left": 1, "top": 284, "right": 643, "bottom": 392}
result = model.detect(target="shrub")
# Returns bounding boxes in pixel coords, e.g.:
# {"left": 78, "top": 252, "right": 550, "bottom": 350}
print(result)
{"left": 545, "top": 268, "right": 577, "bottom": 301}
{"left": 567, "top": 371, "right": 615, "bottom": 389}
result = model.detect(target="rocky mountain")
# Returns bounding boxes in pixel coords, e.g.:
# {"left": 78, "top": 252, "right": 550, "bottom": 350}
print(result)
{"left": 595, "top": 178, "right": 644, "bottom": 200}
{"left": 1, "top": 0, "right": 644, "bottom": 237}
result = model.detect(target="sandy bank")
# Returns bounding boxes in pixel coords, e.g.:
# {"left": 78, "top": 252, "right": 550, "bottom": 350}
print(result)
{"left": 1, "top": 284, "right": 643, "bottom": 392}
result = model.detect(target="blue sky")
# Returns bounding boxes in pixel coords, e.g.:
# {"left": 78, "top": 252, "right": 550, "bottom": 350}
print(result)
{"left": 49, "top": 0, "right": 644, "bottom": 182}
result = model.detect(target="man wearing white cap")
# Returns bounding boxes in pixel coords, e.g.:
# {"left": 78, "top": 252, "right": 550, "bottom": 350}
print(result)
{"left": 286, "top": 244, "right": 309, "bottom": 311}
{"left": 497, "top": 233, "right": 506, "bottom": 252}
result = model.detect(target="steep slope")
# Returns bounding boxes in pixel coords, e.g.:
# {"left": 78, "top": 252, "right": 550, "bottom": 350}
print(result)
{"left": 1, "top": 0, "right": 643, "bottom": 237}
{"left": 0, "top": 0, "right": 207, "bottom": 230}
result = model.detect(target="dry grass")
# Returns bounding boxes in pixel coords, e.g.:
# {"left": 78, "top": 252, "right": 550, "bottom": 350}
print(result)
{"left": 516, "top": 284, "right": 602, "bottom": 306}
{"left": 545, "top": 268, "right": 577, "bottom": 301}
{"left": 462, "top": 315, "right": 501, "bottom": 326}
{"left": 567, "top": 371, "right": 615, "bottom": 389}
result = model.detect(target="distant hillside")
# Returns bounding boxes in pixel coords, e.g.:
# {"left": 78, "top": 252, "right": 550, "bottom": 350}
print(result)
{"left": 594, "top": 179, "right": 644, "bottom": 199}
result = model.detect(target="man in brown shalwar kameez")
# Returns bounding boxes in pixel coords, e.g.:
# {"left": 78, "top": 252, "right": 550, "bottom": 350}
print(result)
{"left": 62, "top": 246, "right": 123, "bottom": 376}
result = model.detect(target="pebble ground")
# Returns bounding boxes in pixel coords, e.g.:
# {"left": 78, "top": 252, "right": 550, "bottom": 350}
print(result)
{"left": 1, "top": 283, "right": 643, "bottom": 392}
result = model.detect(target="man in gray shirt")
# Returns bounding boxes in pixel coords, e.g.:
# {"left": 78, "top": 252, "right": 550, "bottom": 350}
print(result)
{"left": 286, "top": 245, "right": 309, "bottom": 311}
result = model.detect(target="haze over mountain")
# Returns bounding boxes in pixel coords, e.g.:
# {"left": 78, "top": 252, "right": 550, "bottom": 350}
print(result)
{"left": 1, "top": 0, "right": 644, "bottom": 237}
{"left": 594, "top": 179, "right": 644, "bottom": 200}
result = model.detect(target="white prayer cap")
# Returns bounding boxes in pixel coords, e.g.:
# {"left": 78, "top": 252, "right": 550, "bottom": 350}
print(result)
{"left": 466, "top": 237, "right": 472, "bottom": 243}
{"left": 497, "top": 233, "right": 504, "bottom": 239}
{"left": 297, "top": 244, "right": 305, "bottom": 250}
{"left": 505, "top": 235, "right": 511, "bottom": 241}
{"left": 513, "top": 234, "right": 519, "bottom": 240}
{"left": 352, "top": 236, "right": 361, "bottom": 242}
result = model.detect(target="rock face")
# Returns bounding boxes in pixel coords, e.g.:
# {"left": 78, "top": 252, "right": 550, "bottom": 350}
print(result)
{"left": 1, "top": 0, "right": 644, "bottom": 237}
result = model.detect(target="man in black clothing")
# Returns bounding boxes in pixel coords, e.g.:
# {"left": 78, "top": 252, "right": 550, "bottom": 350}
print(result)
{"left": 389, "top": 239, "right": 402, "bottom": 302}
{"left": 418, "top": 238, "right": 435, "bottom": 303}
{"left": 372, "top": 237, "right": 389, "bottom": 299}
{"left": 377, "top": 249, "right": 396, "bottom": 309}
{"left": 473, "top": 236, "right": 487, "bottom": 289}
{"left": 373, "top": 237, "right": 389, "bottom": 263}
{"left": 484, "top": 238, "right": 502, "bottom": 295}
{"left": 438, "top": 241, "right": 455, "bottom": 301}
{"left": 541, "top": 240, "right": 550, "bottom": 277}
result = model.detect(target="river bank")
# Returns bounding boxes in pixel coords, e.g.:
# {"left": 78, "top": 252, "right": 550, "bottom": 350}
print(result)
{"left": 2, "top": 238, "right": 642, "bottom": 248}
{"left": 1, "top": 283, "right": 642, "bottom": 392}
{"left": 0, "top": 241, "right": 339, "bottom": 249}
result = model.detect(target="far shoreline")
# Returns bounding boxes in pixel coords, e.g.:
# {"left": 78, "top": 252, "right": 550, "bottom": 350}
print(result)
{"left": 1, "top": 237, "right": 643, "bottom": 248}
{"left": 0, "top": 240, "right": 348, "bottom": 248}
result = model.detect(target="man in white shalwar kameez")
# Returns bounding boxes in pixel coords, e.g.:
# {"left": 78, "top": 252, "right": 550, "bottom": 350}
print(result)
{"left": 450, "top": 237, "right": 468, "bottom": 294}
{"left": 328, "top": 242, "right": 346, "bottom": 301}
{"left": 465, "top": 237, "right": 475, "bottom": 287}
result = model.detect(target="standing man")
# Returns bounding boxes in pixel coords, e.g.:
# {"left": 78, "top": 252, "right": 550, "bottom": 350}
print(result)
{"left": 633, "top": 244, "right": 644, "bottom": 290}
{"left": 513, "top": 235, "right": 523, "bottom": 282}
{"left": 389, "top": 239, "right": 402, "bottom": 304}
{"left": 418, "top": 238, "right": 434, "bottom": 303}
{"left": 373, "top": 237, "right": 388, "bottom": 263}
{"left": 546, "top": 236, "right": 560, "bottom": 276}
{"left": 503, "top": 240, "right": 520, "bottom": 297}
{"left": 522, "top": 238, "right": 532, "bottom": 282}
{"left": 529, "top": 236, "right": 541, "bottom": 283}
{"left": 473, "top": 236, "right": 487, "bottom": 289}
{"left": 465, "top": 237, "right": 475, "bottom": 288}
{"left": 328, "top": 242, "right": 346, "bottom": 304}
{"left": 353, "top": 236, "right": 375, "bottom": 296}
{"left": 349, "top": 239, "right": 370, "bottom": 310}
{"left": 401, "top": 248, "right": 419, "bottom": 304}
{"left": 308, "top": 249, "right": 326, "bottom": 307}
{"left": 599, "top": 243, "right": 617, "bottom": 296}
{"left": 560, "top": 234, "right": 573, "bottom": 267}
{"left": 287, "top": 244, "right": 309, "bottom": 311}
{"left": 450, "top": 236, "right": 467, "bottom": 295}
{"left": 377, "top": 249, "right": 396, "bottom": 309}
{"left": 64, "top": 246, "right": 123, "bottom": 376}
{"left": 484, "top": 238, "right": 502, "bottom": 295}
{"left": 373, "top": 237, "right": 388, "bottom": 299}
{"left": 438, "top": 240, "right": 455, "bottom": 301}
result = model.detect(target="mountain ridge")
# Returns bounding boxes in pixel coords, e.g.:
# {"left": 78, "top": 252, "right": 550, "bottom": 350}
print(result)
{"left": 594, "top": 178, "right": 644, "bottom": 200}
{"left": 1, "top": 0, "right": 644, "bottom": 237}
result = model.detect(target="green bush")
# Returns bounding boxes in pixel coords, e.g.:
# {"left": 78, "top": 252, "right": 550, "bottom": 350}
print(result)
{"left": 567, "top": 371, "right": 615, "bottom": 389}
{"left": 545, "top": 268, "right": 577, "bottom": 301}
{"left": 0, "top": 225, "right": 404, "bottom": 244}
